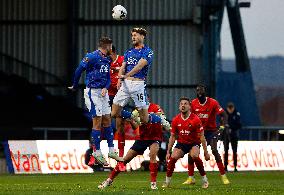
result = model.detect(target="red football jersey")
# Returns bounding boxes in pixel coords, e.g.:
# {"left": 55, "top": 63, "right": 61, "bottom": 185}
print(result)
{"left": 171, "top": 113, "right": 203, "bottom": 144}
{"left": 139, "top": 123, "right": 163, "bottom": 141}
{"left": 137, "top": 103, "right": 163, "bottom": 141}
{"left": 109, "top": 55, "right": 124, "bottom": 96}
{"left": 191, "top": 97, "right": 224, "bottom": 131}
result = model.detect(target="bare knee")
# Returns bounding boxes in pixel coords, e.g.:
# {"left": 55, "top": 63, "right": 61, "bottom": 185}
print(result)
{"left": 171, "top": 153, "right": 180, "bottom": 160}
{"left": 149, "top": 153, "right": 157, "bottom": 163}
{"left": 171, "top": 148, "right": 184, "bottom": 160}
{"left": 191, "top": 153, "right": 199, "bottom": 160}
{"left": 149, "top": 143, "right": 159, "bottom": 162}
{"left": 190, "top": 150, "right": 200, "bottom": 160}
{"left": 150, "top": 151, "right": 158, "bottom": 162}
{"left": 102, "top": 115, "right": 111, "bottom": 127}
{"left": 190, "top": 146, "right": 200, "bottom": 160}
{"left": 92, "top": 117, "right": 102, "bottom": 130}
{"left": 111, "top": 111, "right": 119, "bottom": 118}
{"left": 111, "top": 105, "right": 122, "bottom": 118}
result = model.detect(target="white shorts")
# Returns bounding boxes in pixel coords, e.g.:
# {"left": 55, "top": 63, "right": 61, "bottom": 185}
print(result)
{"left": 113, "top": 79, "right": 149, "bottom": 109}
{"left": 84, "top": 88, "right": 111, "bottom": 117}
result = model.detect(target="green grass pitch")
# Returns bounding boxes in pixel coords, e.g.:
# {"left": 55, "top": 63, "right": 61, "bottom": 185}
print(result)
{"left": 0, "top": 171, "right": 283, "bottom": 194}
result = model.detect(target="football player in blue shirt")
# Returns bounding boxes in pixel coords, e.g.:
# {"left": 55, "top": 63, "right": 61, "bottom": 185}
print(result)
{"left": 112, "top": 28, "right": 171, "bottom": 133}
{"left": 69, "top": 37, "right": 123, "bottom": 166}
{"left": 112, "top": 28, "right": 152, "bottom": 124}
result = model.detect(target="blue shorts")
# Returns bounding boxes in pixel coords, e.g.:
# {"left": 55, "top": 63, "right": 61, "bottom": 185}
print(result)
{"left": 204, "top": 131, "right": 219, "bottom": 145}
{"left": 130, "top": 140, "right": 160, "bottom": 155}
{"left": 174, "top": 142, "right": 200, "bottom": 154}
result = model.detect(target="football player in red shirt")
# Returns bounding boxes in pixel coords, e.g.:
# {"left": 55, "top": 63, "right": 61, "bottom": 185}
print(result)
{"left": 109, "top": 45, "right": 127, "bottom": 170}
{"left": 183, "top": 84, "right": 230, "bottom": 185}
{"left": 98, "top": 101, "right": 167, "bottom": 190}
{"left": 109, "top": 45, "right": 124, "bottom": 105}
{"left": 162, "top": 97, "right": 210, "bottom": 189}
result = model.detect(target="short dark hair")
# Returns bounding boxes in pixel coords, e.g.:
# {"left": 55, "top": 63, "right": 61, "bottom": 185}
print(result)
{"left": 196, "top": 83, "right": 207, "bottom": 91}
{"left": 179, "top": 96, "right": 190, "bottom": 103}
{"left": 98, "top": 36, "right": 112, "bottom": 48}
{"left": 131, "top": 27, "right": 147, "bottom": 37}
{"left": 227, "top": 102, "right": 235, "bottom": 108}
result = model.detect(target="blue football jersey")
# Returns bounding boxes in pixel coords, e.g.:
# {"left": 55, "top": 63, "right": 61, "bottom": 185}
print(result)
{"left": 124, "top": 45, "right": 154, "bottom": 80}
{"left": 72, "top": 50, "right": 111, "bottom": 89}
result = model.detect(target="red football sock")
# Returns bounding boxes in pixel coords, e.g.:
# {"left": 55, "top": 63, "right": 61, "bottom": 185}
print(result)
{"left": 118, "top": 132, "right": 125, "bottom": 157}
{"left": 166, "top": 157, "right": 177, "bottom": 177}
{"left": 194, "top": 157, "right": 206, "bottom": 176}
{"left": 109, "top": 164, "right": 121, "bottom": 180}
{"left": 217, "top": 161, "right": 226, "bottom": 175}
{"left": 149, "top": 162, "right": 158, "bottom": 182}
{"left": 188, "top": 158, "right": 194, "bottom": 176}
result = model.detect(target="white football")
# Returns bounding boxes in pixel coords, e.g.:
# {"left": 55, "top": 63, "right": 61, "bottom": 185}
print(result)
{"left": 112, "top": 5, "right": 127, "bottom": 20}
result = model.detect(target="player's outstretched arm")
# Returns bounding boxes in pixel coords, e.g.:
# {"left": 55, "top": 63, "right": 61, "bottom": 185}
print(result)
{"left": 68, "top": 54, "right": 90, "bottom": 91}
{"left": 68, "top": 65, "right": 85, "bottom": 91}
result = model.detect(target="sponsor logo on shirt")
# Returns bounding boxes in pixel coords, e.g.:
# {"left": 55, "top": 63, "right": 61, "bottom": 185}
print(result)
{"left": 181, "top": 129, "right": 191, "bottom": 135}
{"left": 100, "top": 64, "right": 109, "bottom": 73}
{"left": 83, "top": 57, "right": 89, "bottom": 62}
{"left": 127, "top": 57, "right": 138, "bottom": 65}
{"left": 198, "top": 113, "right": 209, "bottom": 119}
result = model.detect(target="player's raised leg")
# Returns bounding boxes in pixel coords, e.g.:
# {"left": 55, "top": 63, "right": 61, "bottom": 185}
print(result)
{"left": 120, "top": 106, "right": 171, "bottom": 130}
{"left": 98, "top": 149, "right": 138, "bottom": 190}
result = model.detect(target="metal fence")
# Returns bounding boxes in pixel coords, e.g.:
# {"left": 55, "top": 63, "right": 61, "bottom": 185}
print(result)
{"left": 240, "top": 126, "right": 284, "bottom": 141}
{"left": 33, "top": 127, "right": 89, "bottom": 140}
